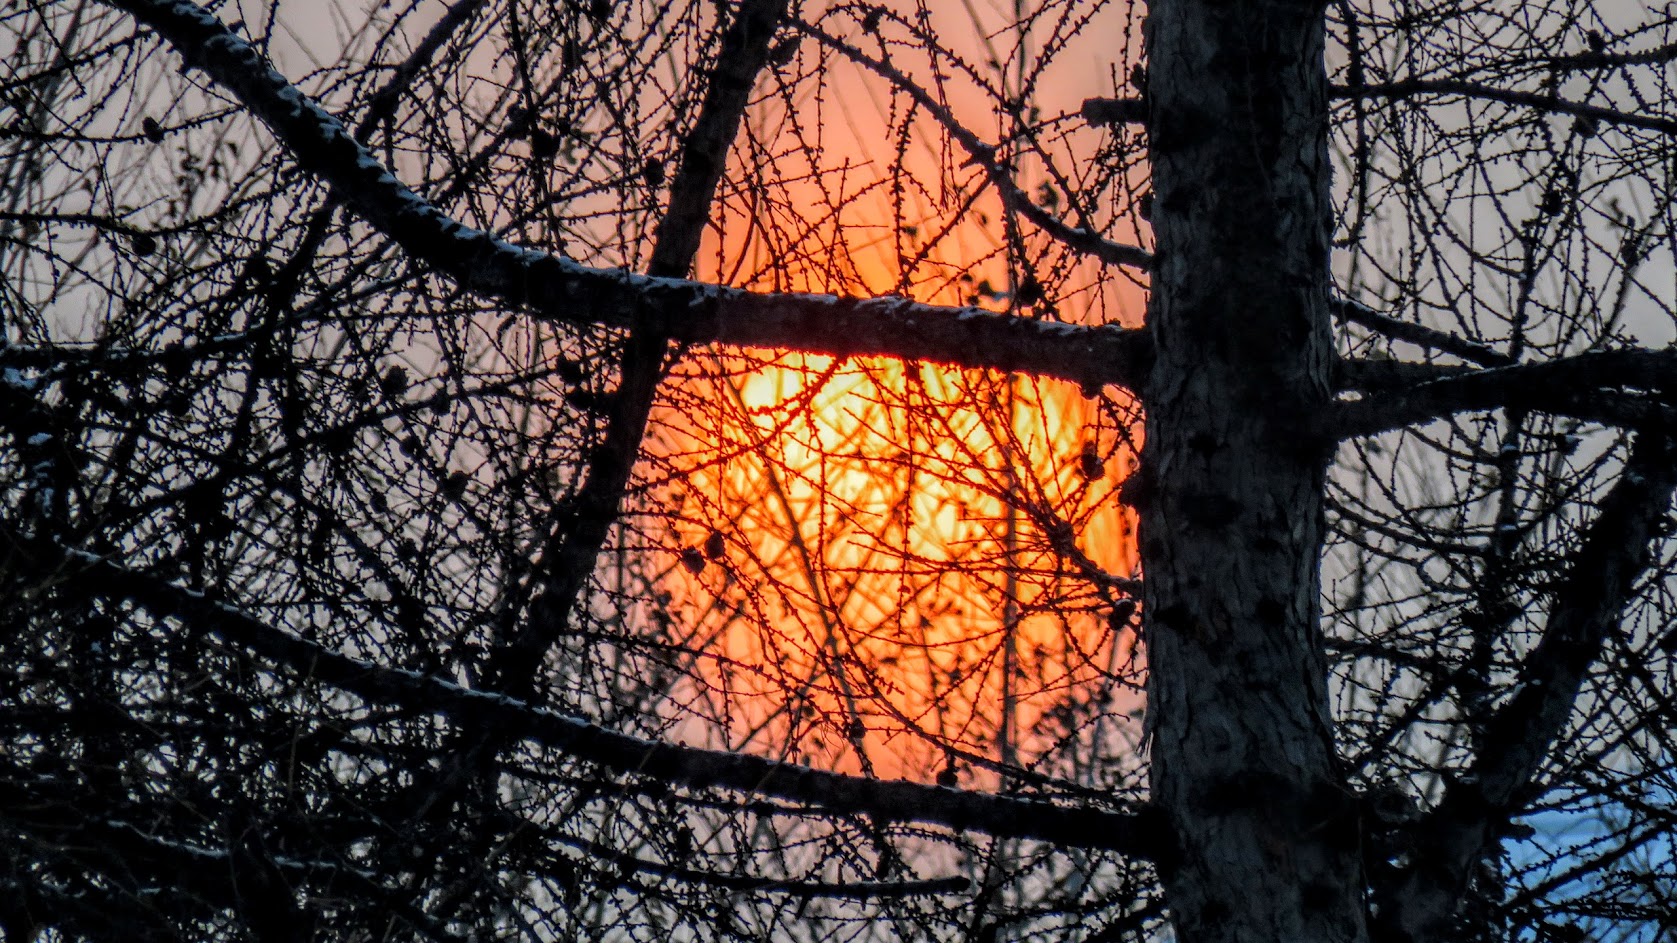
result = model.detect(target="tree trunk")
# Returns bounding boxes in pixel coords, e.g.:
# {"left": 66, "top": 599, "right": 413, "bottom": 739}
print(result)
{"left": 1141, "top": 2, "right": 1366, "bottom": 942}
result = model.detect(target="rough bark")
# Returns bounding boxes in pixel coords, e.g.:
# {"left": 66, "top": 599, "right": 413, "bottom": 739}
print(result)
{"left": 1141, "top": 3, "right": 1366, "bottom": 942}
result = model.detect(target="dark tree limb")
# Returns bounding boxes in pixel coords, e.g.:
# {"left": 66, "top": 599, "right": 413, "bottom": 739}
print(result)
{"left": 101, "top": 0, "right": 1152, "bottom": 393}
{"left": 1080, "top": 97, "right": 1147, "bottom": 127}
{"left": 542, "top": 834, "right": 972, "bottom": 899}
{"left": 1539, "top": 41, "right": 1677, "bottom": 70}
{"left": 53, "top": 548, "right": 1161, "bottom": 857}
{"left": 0, "top": 776, "right": 458, "bottom": 943}
{"left": 1333, "top": 358, "right": 1473, "bottom": 394}
{"left": 356, "top": 0, "right": 488, "bottom": 140}
{"left": 1332, "top": 78, "right": 1677, "bottom": 137}
{"left": 1372, "top": 433, "right": 1677, "bottom": 943}
{"left": 798, "top": 22, "right": 1155, "bottom": 272}
{"left": 1328, "top": 349, "right": 1677, "bottom": 438}
{"left": 491, "top": 0, "right": 791, "bottom": 694}
{"left": 1331, "top": 298, "right": 1517, "bottom": 368}
{"left": 1089, "top": 71, "right": 1677, "bottom": 137}
{"left": 1078, "top": 73, "right": 1660, "bottom": 154}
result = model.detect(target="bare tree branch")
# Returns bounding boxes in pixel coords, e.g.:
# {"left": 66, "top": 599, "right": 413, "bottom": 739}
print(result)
{"left": 1539, "top": 41, "right": 1677, "bottom": 71}
{"left": 546, "top": 833, "right": 972, "bottom": 899}
{"left": 795, "top": 21, "right": 1155, "bottom": 272}
{"left": 1089, "top": 66, "right": 1677, "bottom": 138}
{"left": 47, "top": 547, "right": 1161, "bottom": 857}
{"left": 356, "top": 0, "right": 488, "bottom": 139}
{"left": 1080, "top": 97, "right": 1147, "bottom": 127}
{"left": 492, "top": 0, "right": 791, "bottom": 694}
{"left": 1332, "top": 298, "right": 1517, "bottom": 368}
{"left": 1328, "top": 349, "right": 1677, "bottom": 438}
{"left": 1372, "top": 433, "right": 1677, "bottom": 943}
{"left": 0, "top": 776, "right": 456, "bottom": 942}
{"left": 1332, "top": 78, "right": 1677, "bottom": 137}
{"left": 102, "top": 0, "right": 1151, "bottom": 392}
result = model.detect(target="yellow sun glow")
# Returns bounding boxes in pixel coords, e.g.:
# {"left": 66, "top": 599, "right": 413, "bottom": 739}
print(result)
{"left": 641, "top": 0, "right": 1146, "bottom": 783}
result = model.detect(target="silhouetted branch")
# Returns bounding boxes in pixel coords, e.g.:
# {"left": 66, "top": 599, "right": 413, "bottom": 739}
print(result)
{"left": 1088, "top": 59, "right": 1677, "bottom": 146}
{"left": 1372, "top": 433, "right": 1677, "bottom": 943}
{"left": 103, "top": 0, "right": 1151, "bottom": 392}
{"left": 1328, "top": 349, "right": 1677, "bottom": 438}
{"left": 1333, "top": 79, "right": 1677, "bottom": 137}
{"left": 791, "top": 22, "right": 1155, "bottom": 272}
{"left": 1333, "top": 358, "right": 1472, "bottom": 393}
{"left": 1472, "top": 438, "right": 1676, "bottom": 799}
{"left": 55, "top": 548, "right": 1161, "bottom": 858}
{"left": 356, "top": 0, "right": 488, "bottom": 138}
{"left": 0, "top": 775, "right": 458, "bottom": 942}
{"left": 492, "top": 0, "right": 791, "bottom": 694}
{"left": 1079, "top": 97, "right": 1147, "bottom": 127}
{"left": 1332, "top": 298, "right": 1517, "bottom": 368}
{"left": 543, "top": 833, "right": 972, "bottom": 899}
{"left": 1540, "top": 41, "right": 1677, "bottom": 70}
{"left": 1085, "top": 70, "right": 1677, "bottom": 137}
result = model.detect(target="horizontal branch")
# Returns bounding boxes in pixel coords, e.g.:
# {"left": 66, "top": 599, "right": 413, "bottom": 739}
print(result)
{"left": 1328, "top": 348, "right": 1677, "bottom": 438}
{"left": 64, "top": 549, "right": 1159, "bottom": 858}
{"left": 1333, "top": 78, "right": 1677, "bottom": 137}
{"left": 107, "top": 0, "right": 1151, "bottom": 392}
{"left": 0, "top": 775, "right": 460, "bottom": 941}
{"left": 1331, "top": 298, "right": 1516, "bottom": 368}
{"left": 1083, "top": 67, "right": 1677, "bottom": 140}
{"left": 549, "top": 833, "right": 971, "bottom": 899}
{"left": 1539, "top": 40, "right": 1677, "bottom": 71}
{"left": 1080, "top": 97, "right": 1147, "bottom": 127}
{"left": 116, "top": 0, "right": 1677, "bottom": 444}
{"left": 1333, "top": 357, "right": 1472, "bottom": 393}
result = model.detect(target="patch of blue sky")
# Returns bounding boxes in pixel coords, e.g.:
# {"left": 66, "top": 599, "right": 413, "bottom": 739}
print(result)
{"left": 1506, "top": 788, "right": 1676, "bottom": 943}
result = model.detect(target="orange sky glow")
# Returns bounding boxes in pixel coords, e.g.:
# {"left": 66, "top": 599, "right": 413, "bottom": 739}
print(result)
{"left": 643, "top": 0, "right": 1148, "bottom": 784}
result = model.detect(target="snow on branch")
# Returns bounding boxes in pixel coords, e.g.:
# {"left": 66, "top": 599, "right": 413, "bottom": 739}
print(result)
{"left": 104, "top": 0, "right": 1151, "bottom": 393}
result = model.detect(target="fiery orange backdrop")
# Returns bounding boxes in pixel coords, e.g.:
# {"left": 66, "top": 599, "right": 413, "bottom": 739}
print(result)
{"left": 636, "top": 0, "right": 1149, "bottom": 784}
